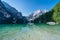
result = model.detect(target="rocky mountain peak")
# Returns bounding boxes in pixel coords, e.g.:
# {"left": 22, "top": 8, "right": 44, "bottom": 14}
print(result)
{"left": 0, "top": 0, "right": 28, "bottom": 24}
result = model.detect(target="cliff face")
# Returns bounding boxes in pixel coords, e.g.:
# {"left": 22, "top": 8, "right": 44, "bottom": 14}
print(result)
{"left": 0, "top": 0, "right": 28, "bottom": 24}
{"left": 0, "top": 0, "right": 10, "bottom": 23}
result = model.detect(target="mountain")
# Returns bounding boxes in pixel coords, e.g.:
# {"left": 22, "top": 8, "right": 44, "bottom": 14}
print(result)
{"left": 33, "top": 10, "right": 54, "bottom": 23}
{"left": 2, "top": 1, "right": 18, "bottom": 17}
{"left": 33, "top": 9, "right": 48, "bottom": 16}
{"left": 0, "top": 0, "right": 28, "bottom": 24}
{"left": 0, "top": 0, "right": 60, "bottom": 24}
{"left": 33, "top": 9, "right": 48, "bottom": 18}
{"left": 28, "top": 2, "right": 60, "bottom": 23}
{"left": 0, "top": 0, "right": 11, "bottom": 23}
{"left": 33, "top": 2, "right": 60, "bottom": 23}
{"left": 28, "top": 9, "right": 48, "bottom": 22}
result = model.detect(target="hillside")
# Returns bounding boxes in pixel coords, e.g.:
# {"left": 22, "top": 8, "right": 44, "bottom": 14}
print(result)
{"left": 52, "top": 2, "right": 60, "bottom": 23}
{"left": 33, "top": 2, "right": 60, "bottom": 23}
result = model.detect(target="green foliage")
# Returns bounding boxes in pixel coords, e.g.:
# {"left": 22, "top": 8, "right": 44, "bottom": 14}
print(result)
{"left": 33, "top": 2, "right": 60, "bottom": 23}
{"left": 52, "top": 2, "right": 60, "bottom": 23}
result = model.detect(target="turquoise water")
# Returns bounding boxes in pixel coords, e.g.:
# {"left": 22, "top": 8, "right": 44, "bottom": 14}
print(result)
{"left": 0, "top": 24, "right": 60, "bottom": 40}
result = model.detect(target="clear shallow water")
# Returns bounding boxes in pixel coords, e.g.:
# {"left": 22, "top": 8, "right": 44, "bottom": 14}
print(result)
{"left": 0, "top": 24, "right": 60, "bottom": 40}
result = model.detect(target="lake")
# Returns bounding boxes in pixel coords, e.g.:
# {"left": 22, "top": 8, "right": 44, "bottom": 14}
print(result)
{"left": 0, "top": 23, "right": 60, "bottom": 40}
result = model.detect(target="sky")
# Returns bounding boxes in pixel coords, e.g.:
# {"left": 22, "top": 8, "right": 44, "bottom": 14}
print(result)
{"left": 2, "top": 0, "right": 60, "bottom": 16}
